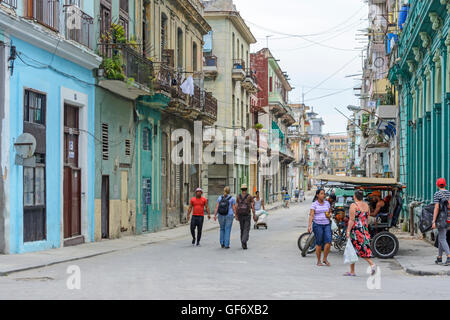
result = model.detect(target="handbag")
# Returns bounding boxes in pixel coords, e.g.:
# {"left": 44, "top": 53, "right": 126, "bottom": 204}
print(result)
{"left": 436, "top": 199, "right": 449, "bottom": 229}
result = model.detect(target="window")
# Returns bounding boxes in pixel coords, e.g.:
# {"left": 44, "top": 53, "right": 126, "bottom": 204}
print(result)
{"left": 177, "top": 28, "right": 183, "bottom": 69}
{"left": 143, "top": 127, "right": 152, "bottom": 156}
{"left": 161, "top": 14, "right": 168, "bottom": 58}
{"left": 23, "top": 154, "right": 46, "bottom": 242}
{"left": 269, "top": 77, "right": 273, "bottom": 92}
{"left": 119, "top": 0, "right": 129, "bottom": 13}
{"left": 125, "top": 139, "right": 131, "bottom": 156}
{"left": 193, "top": 42, "right": 198, "bottom": 72}
{"left": 24, "top": 90, "right": 46, "bottom": 125}
{"left": 102, "top": 123, "right": 109, "bottom": 160}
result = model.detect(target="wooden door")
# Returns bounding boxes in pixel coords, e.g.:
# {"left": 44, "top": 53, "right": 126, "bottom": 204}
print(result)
{"left": 63, "top": 104, "right": 81, "bottom": 239}
{"left": 101, "top": 175, "right": 109, "bottom": 239}
{"left": 120, "top": 171, "right": 128, "bottom": 232}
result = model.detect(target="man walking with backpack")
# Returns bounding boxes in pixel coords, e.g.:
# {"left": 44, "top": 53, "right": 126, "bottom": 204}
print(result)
{"left": 214, "top": 186, "right": 236, "bottom": 249}
{"left": 236, "top": 184, "right": 257, "bottom": 250}
{"left": 432, "top": 178, "right": 450, "bottom": 265}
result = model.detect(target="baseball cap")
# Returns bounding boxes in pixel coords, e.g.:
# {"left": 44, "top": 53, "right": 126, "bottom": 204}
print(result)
{"left": 195, "top": 188, "right": 203, "bottom": 193}
{"left": 436, "top": 178, "right": 447, "bottom": 188}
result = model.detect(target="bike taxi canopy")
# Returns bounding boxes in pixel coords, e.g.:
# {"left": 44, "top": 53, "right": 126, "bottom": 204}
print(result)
{"left": 314, "top": 174, "right": 404, "bottom": 188}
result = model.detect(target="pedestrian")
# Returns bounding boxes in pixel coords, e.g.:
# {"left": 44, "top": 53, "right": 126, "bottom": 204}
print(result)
{"left": 214, "top": 186, "right": 236, "bottom": 249}
{"left": 187, "top": 188, "right": 210, "bottom": 247}
{"left": 284, "top": 189, "right": 291, "bottom": 208}
{"left": 432, "top": 178, "right": 450, "bottom": 265}
{"left": 295, "top": 187, "right": 300, "bottom": 202}
{"left": 300, "top": 189, "right": 305, "bottom": 202}
{"left": 345, "top": 190, "right": 376, "bottom": 276}
{"left": 308, "top": 189, "right": 332, "bottom": 266}
{"left": 236, "top": 184, "right": 257, "bottom": 250}
{"left": 254, "top": 191, "right": 266, "bottom": 213}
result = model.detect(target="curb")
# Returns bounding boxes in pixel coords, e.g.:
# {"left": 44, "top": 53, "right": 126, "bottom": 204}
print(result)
{"left": 401, "top": 267, "right": 450, "bottom": 276}
{"left": 0, "top": 223, "right": 220, "bottom": 277}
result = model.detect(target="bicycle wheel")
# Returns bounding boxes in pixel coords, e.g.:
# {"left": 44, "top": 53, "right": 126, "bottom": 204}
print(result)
{"left": 301, "top": 233, "right": 316, "bottom": 257}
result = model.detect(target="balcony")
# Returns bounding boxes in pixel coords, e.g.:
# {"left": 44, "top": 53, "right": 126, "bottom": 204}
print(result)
{"left": 0, "top": 0, "right": 17, "bottom": 8}
{"left": 97, "top": 43, "right": 154, "bottom": 100}
{"left": 25, "top": 0, "right": 60, "bottom": 31}
{"left": 232, "top": 59, "right": 246, "bottom": 81}
{"left": 242, "top": 69, "right": 258, "bottom": 93}
{"left": 203, "top": 55, "right": 218, "bottom": 80}
{"left": 64, "top": 4, "right": 94, "bottom": 49}
{"left": 202, "top": 91, "right": 218, "bottom": 126}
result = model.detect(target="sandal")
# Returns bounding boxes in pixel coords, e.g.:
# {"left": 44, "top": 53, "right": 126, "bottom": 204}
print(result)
{"left": 370, "top": 265, "right": 377, "bottom": 276}
{"left": 323, "top": 260, "right": 331, "bottom": 267}
{"left": 317, "top": 262, "right": 324, "bottom": 267}
{"left": 343, "top": 272, "right": 356, "bottom": 277}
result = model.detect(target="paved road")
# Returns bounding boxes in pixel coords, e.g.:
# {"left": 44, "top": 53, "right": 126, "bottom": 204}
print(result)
{"left": 0, "top": 199, "right": 448, "bottom": 300}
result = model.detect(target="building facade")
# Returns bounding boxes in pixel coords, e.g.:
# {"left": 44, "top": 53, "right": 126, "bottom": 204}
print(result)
{"left": 202, "top": 0, "right": 257, "bottom": 207}
{"left": 327, "top": 135, "right": 348, "bottom": 176}
{"left": 388, "top": 0, "right": 450, "bottom": 232}
{"left": 0, "top": 0, "right": 101, "bottom": 253}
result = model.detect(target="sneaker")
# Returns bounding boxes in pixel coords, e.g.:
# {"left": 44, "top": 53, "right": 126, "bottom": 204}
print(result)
{"left": 221, "top": 244, "right": 225, "bottom": 249}
{"left": 225, "top": 246, "right": 230, "bottom": 249}
{"left": 242, "top": 243, "right": 248, "bottom": 250}
{"left": 444, "top": 257, "right": 450, "bottom": 266}
{"left": 435, "top": 257, "right": 443, "bottom": 265}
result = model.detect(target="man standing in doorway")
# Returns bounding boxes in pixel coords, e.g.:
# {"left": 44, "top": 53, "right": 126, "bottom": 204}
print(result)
{"left": 187, "top": 188, "right": 210, "bottom": 247}
{"left": 236, "top": 184, "right": 257, "bottom": 250}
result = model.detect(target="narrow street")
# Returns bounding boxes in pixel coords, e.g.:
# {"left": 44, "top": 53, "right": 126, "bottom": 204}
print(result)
{"left": 0, "top": 199, "right": 447, "bottom": 300}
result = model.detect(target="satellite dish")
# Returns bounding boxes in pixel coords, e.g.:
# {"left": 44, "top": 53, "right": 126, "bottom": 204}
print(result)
{"left": 14, "top": 133, "right": 36, "bottom": 159}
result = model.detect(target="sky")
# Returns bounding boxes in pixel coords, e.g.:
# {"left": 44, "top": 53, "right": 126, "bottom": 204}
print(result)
{"left": 233, "top": 0, "right": 368, "bottom": 135}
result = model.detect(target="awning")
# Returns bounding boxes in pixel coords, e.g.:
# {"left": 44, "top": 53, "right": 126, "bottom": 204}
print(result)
{"left": 314, "top": 174, "right": 402, "bottom": 187}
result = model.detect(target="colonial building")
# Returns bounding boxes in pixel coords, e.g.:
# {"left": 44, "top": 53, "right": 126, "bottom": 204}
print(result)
{"left": 0, "top": 0, "right": 101, "bottom": 253}
{"left": 388, "top": 0, "right": 450, "bottom": 232}
{"left": 287, "top": 104, "right": 310, "bottom": 191}
{"left": 94, "top": 0, "right": 217, "bottom": 238}
{"left": 202, "top": 0, "right": 257, "bottom": 207}
{"left": 251, "top": 48, "right": 294, "bottom": 204}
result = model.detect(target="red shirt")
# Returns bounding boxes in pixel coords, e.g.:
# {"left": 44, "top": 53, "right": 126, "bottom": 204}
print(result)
{"left": 190, "top": 197, "right": 208, "bottom": 216}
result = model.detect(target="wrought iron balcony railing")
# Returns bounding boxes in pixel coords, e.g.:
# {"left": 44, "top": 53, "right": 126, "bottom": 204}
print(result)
{"left": 25, "top": 0, "right": 60, "bottom": 31}
{"left": 203, "top": 55, "right": 217, "bottom": 67}
{"left": 204, "top": 91, "right": 217, "bottom": 120}
{"left": 64, "top": 4, "right": 94, "bottom": 49}
{"left": 98, "top": 43, "right": 154, "bottom": 90}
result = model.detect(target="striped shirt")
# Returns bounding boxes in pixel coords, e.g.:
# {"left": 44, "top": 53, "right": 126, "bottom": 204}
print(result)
{"left": 434, "top": 190, "right": 450, "bottom": 222}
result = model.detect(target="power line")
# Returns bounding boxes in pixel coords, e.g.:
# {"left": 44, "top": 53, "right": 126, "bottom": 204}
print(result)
{"left": 304, "top": 87, "right": 354, "bottom": 103}
{"left": 304, "top": 55, "right": 359, "bottom": 95}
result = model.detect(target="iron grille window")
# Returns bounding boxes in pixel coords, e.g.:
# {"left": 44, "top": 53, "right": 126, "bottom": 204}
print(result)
{"left": 125, "top": 139, "right": 131, "bottom": 156}
{"left": 119, "top": 0, "right": 128, "bottom": 13}
{"left": 24, "top": 90, "right": 46, "bottom": 125}
{"left": 102, "top": 123, "right": 109, "bottom": 160}
{"left": 0, "top": 0, "right": 17, "bottom": 8}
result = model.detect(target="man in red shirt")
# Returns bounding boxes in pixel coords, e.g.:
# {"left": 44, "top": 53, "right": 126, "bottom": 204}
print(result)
{"left": 187, "top": 188, "right": 210, "bottom": 246}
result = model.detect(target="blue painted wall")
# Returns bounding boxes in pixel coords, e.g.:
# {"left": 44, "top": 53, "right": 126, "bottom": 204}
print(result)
{"left": 8, "top": 37, "right": 96, "bottom": 253}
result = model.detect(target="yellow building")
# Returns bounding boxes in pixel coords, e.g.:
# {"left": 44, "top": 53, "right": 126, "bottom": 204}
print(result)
{"left": 327, "top": 135, "right": 348, "bottom": 176}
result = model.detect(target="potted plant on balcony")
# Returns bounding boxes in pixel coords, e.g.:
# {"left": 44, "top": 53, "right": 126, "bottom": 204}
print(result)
{"left": 254, "top": 123, "right": 264, "bottom": 131}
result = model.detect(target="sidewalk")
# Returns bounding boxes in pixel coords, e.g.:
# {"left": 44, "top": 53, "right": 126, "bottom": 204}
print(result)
{"left": 0, "top": 202, "right": 289, "bottom": 276}
{"left": 393, "top": 232, "right": 450, "bottom": 276}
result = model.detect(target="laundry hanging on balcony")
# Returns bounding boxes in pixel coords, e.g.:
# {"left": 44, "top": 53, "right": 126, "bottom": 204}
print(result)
{"left": 180, "top": 76, "right": 194, "bottom": 96}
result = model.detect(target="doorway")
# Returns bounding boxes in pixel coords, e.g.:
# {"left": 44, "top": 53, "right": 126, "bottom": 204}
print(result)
{"left": 63, "top": 104, "right": 83, "bottom": 245}
{"left": 101, "top": 175, "right": 109, "bottom": 239}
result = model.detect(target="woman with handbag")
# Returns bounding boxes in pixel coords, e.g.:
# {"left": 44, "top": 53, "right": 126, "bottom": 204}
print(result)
{"left": 345, "top": 190, "right": 376, "bottom": 276}
{"left": 432, "top": 178, "right": 450, "bottom": 266}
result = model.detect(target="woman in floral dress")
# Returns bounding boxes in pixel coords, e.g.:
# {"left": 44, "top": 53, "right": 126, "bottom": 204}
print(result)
{"left": 345, "top": 190, "right": 377, "bottom": 276}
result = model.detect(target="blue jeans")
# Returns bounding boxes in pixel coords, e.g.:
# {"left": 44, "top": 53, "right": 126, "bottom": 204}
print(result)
{"left": 218, "top": 214, "right": 234, "bottom": 247}
{"left": 312, "top": 222, "right": 332, "bottom": 248}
